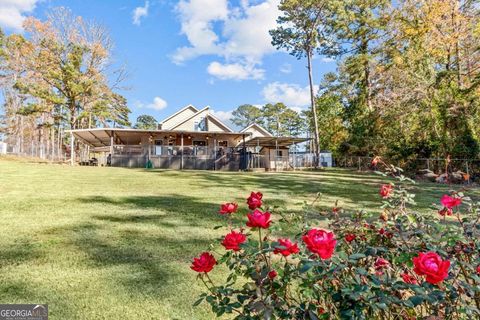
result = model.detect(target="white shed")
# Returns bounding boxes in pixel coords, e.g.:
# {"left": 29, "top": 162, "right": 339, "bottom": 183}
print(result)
{"left": 319, "top": 152, "right": 333, "bottom": 167}
{"left": 0, "top": 141, "right": 7, "bottom": 155}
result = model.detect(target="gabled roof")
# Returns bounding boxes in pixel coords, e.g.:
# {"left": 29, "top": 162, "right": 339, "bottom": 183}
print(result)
{"left": 168, "top": 106, "right": 234, "bottom": 133}
{"left": 241, "top": 123, "right": 273, "bottom": 137}
{"left": 159, "top": 104, "right": 198, "bottom": 124}
{"left": 206, "top": 109, "right": 234, "bottom": 133}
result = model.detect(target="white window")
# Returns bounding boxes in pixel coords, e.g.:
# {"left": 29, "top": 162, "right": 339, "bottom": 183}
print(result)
{"left": 194, "top": 117, "right": 207, "bottom": 131}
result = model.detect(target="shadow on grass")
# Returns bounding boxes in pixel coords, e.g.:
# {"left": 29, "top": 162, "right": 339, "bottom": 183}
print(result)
{"left": 0, "top": 240, "right": 44, "bottom": 267}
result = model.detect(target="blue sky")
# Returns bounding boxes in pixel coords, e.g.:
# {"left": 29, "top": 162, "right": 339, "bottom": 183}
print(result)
{"left": 0, "top": 0, "right": 337, "bottom": 126}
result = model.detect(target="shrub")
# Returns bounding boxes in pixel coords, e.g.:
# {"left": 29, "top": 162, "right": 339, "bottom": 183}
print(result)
{"left": 191, "top": 165, "right": 480, "bottom": 319}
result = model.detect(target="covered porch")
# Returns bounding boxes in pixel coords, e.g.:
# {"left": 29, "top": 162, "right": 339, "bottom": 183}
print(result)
{"left": 67, "top": 128, "right": 251, "bottom": 170}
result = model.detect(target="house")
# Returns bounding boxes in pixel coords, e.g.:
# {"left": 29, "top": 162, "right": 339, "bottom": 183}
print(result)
{"left": 67, "top": 105, "right": 309, "bottom": 170}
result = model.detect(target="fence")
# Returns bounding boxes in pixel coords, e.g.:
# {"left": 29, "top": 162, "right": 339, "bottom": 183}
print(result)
{"left": 335, "top": 156, "right": 480, "bottom": 183}
{"left": 5, "top": 142, "right": 68, "bottom": 162}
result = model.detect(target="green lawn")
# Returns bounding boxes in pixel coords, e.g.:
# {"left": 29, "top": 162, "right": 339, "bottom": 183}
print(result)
{"left": 0, "top": 158, "right": 477, "bottom": 319}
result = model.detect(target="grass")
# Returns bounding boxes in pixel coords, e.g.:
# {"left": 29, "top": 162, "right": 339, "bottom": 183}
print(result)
{"left": 0, "top": 157, "right": 477, "bottom": 319}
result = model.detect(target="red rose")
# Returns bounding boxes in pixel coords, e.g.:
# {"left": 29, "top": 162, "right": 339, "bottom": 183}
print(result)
{"left": 268, "top": 270, "right": 277, "bottom": 279}
{"left": 476, "top": 265, "right": 480, "bottom": 275}
{"left": 190, "top": 252, "right": 216, "bottom": 273}
{"left": 344, "top": 234, "right": 356, "bottom": 243}
{"left": 374, "top": 257, "right": 390, "bottom": 270}
{"left": 371, "top": 156, "right": 381, "bottom": 166}
{"left": 413, "top": 252, "right": 450, "bottom": 284}
{"left": 438, "top": 207, "right": 453, "bottom": 216}
{"left": 302, "top": 229, "right": 337, "bottom": 260}
{"left": 246, "top": 209, "right": 271, "bottom": 229}
{"left": 247, "top": 192, "right": 263, "bottom": 210}
{"left": 219, "top": 202, "right": 238, "bottom": 215}
{"left": 401, "top": 272, "right": 418, "bottom": 284}
{"left": 222, "top": 230, "right": 247, "bottom": 251}
{"left": 379, "top": 184, "right": 393, "bottom": 198}
{"left": 440, "top": 195, "right": 462, "bottom": 209}
{"left": 274, "top": 238, "right": 299, "bottom": 256}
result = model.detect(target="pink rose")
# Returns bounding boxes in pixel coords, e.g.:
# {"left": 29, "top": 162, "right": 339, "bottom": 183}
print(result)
{"left": 413, "top": 252, "right": 450, "bottom": 284}
{"left": 247, "top": 192, "right": 263, "bottom": 210}
{"left": 273, "top": 238, "right": 299, "bottom": 256}
{"left": 219, "top": 202, "right": 238, "bottom": 215}
{"left": 440, "top": 195, "right": 462, "bottom": 209}
{"left": 401, "top": 272, "right": 418, "bottom": 284}
{"left": 190, "top": 252, "right": 216, "bottom": 273}
{"left": 374, "top": 257, "right": 390, "bottom": 270}
{"left": 302, "top": 229, "right": 336, "bottom": 260}
{"left": 222, "top": 230, "right": 247, "bottom": 251}
{"left": 379, "top": 184, "right": 393, "bottom": 198}
{"left": 344, "top": 234, "right": 356, "bottom": 243}
{"left": 246, "top": 209, "right": 271, "bottom": 229}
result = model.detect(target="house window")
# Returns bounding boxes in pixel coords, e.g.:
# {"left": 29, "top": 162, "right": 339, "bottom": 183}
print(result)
{"left": 193, "top": 141, "right": 206, "bottom": 146}
{"left": 154, "top": 140, "right": 163, "bottom": 155}
{"left": 194, "top": 117, "right": 207, "bottom": 131}
{"left": 275, "top": 150, "right": 284, "bottom": 157}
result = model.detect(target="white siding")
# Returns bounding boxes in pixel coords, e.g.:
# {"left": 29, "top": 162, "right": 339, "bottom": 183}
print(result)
{"left": 173, "top": 109, "right": 209, "bottom": 131}
{"left": 162, "top": 107, "right": 198, "bottom": 130}
{"left": 207, "top": 117, "right": 229, "bottom": 132}
{"left": 242, "top": 124, "right": 272, "bottom": 138}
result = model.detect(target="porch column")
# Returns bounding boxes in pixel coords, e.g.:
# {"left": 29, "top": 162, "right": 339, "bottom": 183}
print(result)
{"left": 257, "top": 139, "right": 260, "bottom": 169}
{"left": 213, "top": 137, "right": 217, "bottom": 171}
{"left": 70, "top": 131, "right": 74, "bottom": 166}
{"left": 242, "top": 134, "right": 246, "bottom": 171}
{"left": 293, "top": 142, "right": 297, "bottom": 171}
{"left": 148, "top": 134, "right": 152, "bottom": 162}
{"left": 110, "top": 131, "right": 114, "bottom": 156}
{"left": 180, "top": 133, "right": 184, "bottom": 170}
{"left": 275, "top": 138, "right": 279, "bottom": 172}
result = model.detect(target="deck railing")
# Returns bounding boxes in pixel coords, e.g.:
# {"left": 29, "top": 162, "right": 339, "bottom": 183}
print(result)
{"left": 108, "top": 145, "right": 319, "bottom": 170}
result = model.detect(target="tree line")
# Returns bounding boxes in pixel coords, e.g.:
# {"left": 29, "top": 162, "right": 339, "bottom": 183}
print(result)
{"left": 0, "top": 8, "right": 129, "bottom": 159}
{"left": 265, "top": 0, "right": 480, "bottom": 163}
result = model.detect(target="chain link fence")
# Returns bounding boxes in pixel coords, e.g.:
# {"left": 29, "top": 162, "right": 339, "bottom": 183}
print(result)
{"left": 335, "top": 156, "right": 480, "bottom": 184}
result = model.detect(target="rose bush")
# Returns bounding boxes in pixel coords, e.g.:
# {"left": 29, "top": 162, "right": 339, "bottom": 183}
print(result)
{"left": 191, "top": 164, "right": 480, "bottom": 319}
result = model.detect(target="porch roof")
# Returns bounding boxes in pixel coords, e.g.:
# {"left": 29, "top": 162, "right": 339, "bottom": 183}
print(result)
{"left": 241, "top": 136, "right": 310, "bottom": 148}
{"left": 65, "top": 128, "right": 251, "bottom": 148}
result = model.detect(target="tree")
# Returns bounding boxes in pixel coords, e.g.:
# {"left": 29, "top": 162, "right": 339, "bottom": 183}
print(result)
{"left": 17, "top": 7, "right": 130, "bottom": 130}
{"left": 270, "top": 0, "right": 332, "bottom": 166}
{"left": 134, "top": 115, "right": 158, "bottom": 130}
{"left": 0, "top": 8, "right": 130, "bottom": 160}
{"left": 230, "top": 104, "right": 264, "bottom": 128}
{"left": 282, "top": 108, "right": 305, "bottom": 137}
{"left": 262, "top": 103, "right": 288, "bottom": 136}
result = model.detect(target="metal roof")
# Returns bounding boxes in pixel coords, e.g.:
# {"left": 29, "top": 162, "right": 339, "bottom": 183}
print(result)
{"left": 241, "top": 136, "right": 310, "bottom": 147}
{"left": 65, "top": 128, "right": 251, "bottom": 148}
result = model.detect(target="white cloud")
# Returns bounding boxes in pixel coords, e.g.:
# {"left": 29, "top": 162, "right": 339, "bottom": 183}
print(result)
{"left": 172, "top": 0, "right": 228, "bottom": 63}
{"left": 211, "top": 110, "right": 233, "bottom": 123}
{"left": 147, "top": 96, "right": 168, "bottom": 110}
{"left": 262, "top": 82, "right": 318, "bottom": 108}
{"left": 132, "top": 1, "right": 150, "bottom": 25}
{"left": 0, "top": 0, "right": 39, "bottom": 32}
{"left": 172, "top": 0, "right": 281, "bottom": 80}
{"left": 279, "top": 63, "right": 292, "bottom": 74}
{"left": 321, "top": 57, "right": 335, "bottom": 63}
{"left": 135, "top": 96, "right": 168, "bottom": 111}
{"left": 207, "top": 61, "right": 264, "bottom": 80}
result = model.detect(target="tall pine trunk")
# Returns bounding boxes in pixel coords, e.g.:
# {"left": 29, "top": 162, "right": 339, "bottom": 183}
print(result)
{"left": 307, "top": 49, "right": 320, "bottom": 167}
